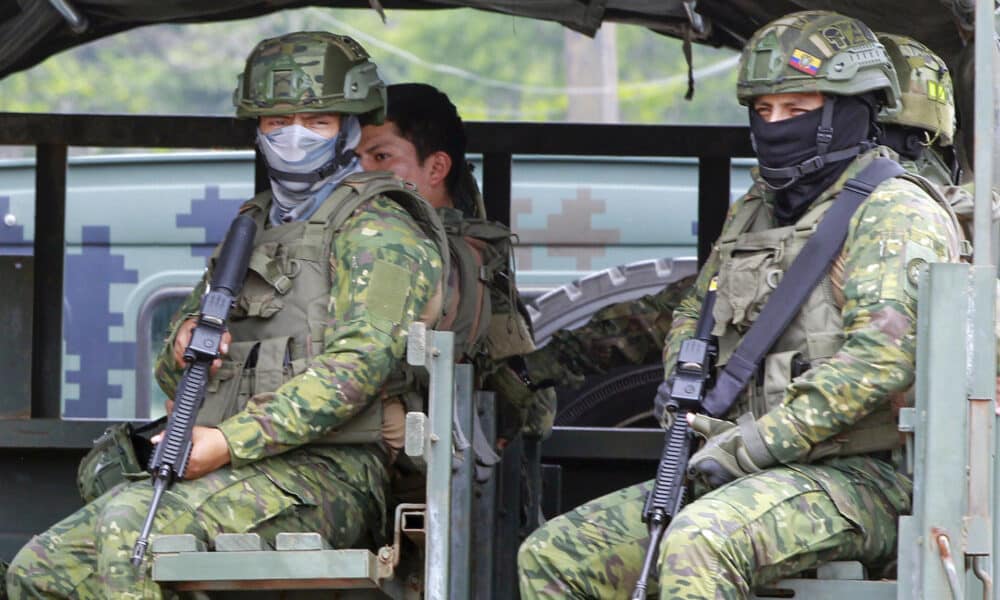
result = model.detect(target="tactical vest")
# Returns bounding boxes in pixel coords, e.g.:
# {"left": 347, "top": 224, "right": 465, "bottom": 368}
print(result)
{"left": 195, "top": 172, "right": 449, "bottom": 444}
{"left": 712, "top": 164, "right": 962, "bottom": 458}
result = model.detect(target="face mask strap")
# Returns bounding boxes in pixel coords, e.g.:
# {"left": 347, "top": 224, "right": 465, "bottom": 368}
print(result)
{"left": 815, "top": 96, "right": 835, "bottom": 155}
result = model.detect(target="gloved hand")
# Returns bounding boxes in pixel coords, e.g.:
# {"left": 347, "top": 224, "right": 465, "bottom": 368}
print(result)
{"left": 686, "top": 414, "right": 776, "bottom": 491}
{"left": 652, "top": 378, "right": 675, "bottom": 429}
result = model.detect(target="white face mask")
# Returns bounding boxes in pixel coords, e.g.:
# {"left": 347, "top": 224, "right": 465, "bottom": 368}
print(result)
{"left": 255, "top": 116, "right": 363, "bottom": 224}
{"left": 258, "top": 124, "right": 339, "bottom": 190}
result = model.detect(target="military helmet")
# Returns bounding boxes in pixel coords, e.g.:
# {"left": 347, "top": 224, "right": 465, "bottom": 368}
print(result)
{"left": 737, "top": 11, "right": 901, "bottom": 113}
{"left": 877, "top": 33, "right": 955, "bottom": 146}
{"left": 233, "top": 31, "right": 386, "bottom": 123}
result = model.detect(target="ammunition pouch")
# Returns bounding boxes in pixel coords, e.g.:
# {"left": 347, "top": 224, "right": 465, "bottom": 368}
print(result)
{"left": 76, "top": 417, "right": 166, "bottom": 503}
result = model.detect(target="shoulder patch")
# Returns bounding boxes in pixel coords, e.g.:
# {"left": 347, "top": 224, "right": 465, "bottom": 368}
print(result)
{"left": 366, "top": 259, "right": 410, "bottom": 333}
{"left": 903, "top": 240, "right": 939, "bottom": 300}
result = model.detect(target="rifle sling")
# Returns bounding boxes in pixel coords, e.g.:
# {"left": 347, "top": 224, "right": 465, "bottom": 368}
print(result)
{"left": 700, "top": 158, "right": 904, "bottom": 418}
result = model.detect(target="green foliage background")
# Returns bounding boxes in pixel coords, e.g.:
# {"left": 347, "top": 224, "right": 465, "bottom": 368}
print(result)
{"left": 0, "top": 7, "right": 743, "bottom": 124}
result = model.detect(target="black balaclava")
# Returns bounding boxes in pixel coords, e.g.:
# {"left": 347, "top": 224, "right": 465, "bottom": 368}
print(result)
{"left": 750, "top": 94, "right": 877, "bottom": 225}
{"left": 880, "top": 125, "right": 962, "bottom": 184}
{"left": 880, "top": 125, "right": 925, "bottom": 161}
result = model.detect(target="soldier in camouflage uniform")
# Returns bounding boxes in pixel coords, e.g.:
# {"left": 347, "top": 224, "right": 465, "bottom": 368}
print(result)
{"left": 518, "top": 11, "right": 962, "bottom": 599}
{"left": 877, "top": 33, "right": 959, "bottom": 188}
{"left": 522, "top": 31, "right": 994, "bottom": 400}
{"left": 875, "top": 33, "right": 1000, "bottom": 238}
{"left": 7, "top": 32, "right": 446, "bottom": 599}
{"left": 356, "top": 82, "right": 557, "bottom": 442}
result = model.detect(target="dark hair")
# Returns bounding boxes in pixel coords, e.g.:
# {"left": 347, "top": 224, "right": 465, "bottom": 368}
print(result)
{"left": 385, "top": 83, "right": 467, "bottom": 196}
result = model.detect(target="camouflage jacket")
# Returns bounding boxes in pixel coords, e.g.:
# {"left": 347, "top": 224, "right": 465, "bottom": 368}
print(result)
{"left": 668, "top": 148, "right": 959, "bottom": 463}
{"left": 154, "top": 193, "right": 444, "bottom": 467}
{"left": 522, "top": 276, "right": 695, "bottom": 390}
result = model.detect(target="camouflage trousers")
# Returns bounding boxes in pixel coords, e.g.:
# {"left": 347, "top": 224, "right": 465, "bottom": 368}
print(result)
{"left": 518, "top": 456, "right": 911, "bottom": 599}
{"left": 6, "top": 445, "right": 389, "bottom": 600}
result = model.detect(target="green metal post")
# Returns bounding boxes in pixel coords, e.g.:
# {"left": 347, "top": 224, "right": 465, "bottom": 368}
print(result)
{"left": 900, "top": 263, "right": 971, "bottom": 599}
{"left": 0, "top": 256, "right": 32, "bottom": 418}
{"left": 407, "top": 326, "right": 455, "bottom": 599}
{"left": 974, "top": 0, "right": 1000, "bottom": 590}
{"left": 450, "top": 364, "right": 474, "bottom": 599}
{"left": 472, "top": 391, "right": 497, "bottom": 600}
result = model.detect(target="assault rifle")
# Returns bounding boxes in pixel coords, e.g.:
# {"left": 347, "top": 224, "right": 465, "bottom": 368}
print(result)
{"left": 131, "top": 215, "right": 256, "bottom": 566}
{"left": 631, "top": 285, "right": 717, "bottom": 599}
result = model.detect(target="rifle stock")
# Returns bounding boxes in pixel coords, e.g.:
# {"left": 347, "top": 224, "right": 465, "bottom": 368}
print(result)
{"left": 130, "top": 214, "right": 255, "bottom": 567}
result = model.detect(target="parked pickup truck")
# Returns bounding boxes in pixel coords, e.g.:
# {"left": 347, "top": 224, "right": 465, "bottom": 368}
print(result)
{"left": 0, "top": 151, "right": 753, "bottom": 420}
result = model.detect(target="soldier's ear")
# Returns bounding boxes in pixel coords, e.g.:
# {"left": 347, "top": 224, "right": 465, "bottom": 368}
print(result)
{"left": 425, "top": 150, "right": 452, "bottom": 187}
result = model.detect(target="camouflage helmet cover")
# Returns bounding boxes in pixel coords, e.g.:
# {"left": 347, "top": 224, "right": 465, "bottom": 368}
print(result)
{"left": 877, "top": 33, "right": 955, "bottom": 146}
{"left": 233, "top": 31, "right": 386, "bottom": 123}
{"left": 737, "top": 11, "right": 901, "bottom": 113}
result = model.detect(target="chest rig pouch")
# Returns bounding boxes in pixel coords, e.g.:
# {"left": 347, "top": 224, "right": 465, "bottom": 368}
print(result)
{"left": 703, "top": 158, "right": 910, "bottom": 459}
{"left": 714, "top": 199, "right": 844, "bottom": 417}
{"left": 195, "top": 172, "right": 449, "bottom": 445}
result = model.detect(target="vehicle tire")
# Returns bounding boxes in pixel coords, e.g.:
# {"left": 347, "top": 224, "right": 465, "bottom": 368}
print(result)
{"left": 527, "top": 257, "right": 697, "bottom": 428}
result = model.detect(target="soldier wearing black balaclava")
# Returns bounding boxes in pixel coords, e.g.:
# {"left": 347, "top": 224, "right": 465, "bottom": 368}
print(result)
{"left": 519, "top": 11, "right": 963, "bottom": 599}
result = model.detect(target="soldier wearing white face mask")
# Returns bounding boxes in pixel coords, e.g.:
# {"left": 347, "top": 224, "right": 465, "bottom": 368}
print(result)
{"left": 7, "top": 31, "right": 450, "bottom": 599}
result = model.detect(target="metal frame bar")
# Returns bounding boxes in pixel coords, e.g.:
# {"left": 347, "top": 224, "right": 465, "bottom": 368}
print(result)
{"left": 472, "top": 391, "right": 497, "bottom": 599}
{"left": 421, "top": 329, "right": 455, "bottom": 598}
{"left": 697, "top": 157, "right": 730, "bottom": 266}
{"left": 494, "top": 432, "right": 521, "bottom": 600}
{"left": 0, "top": 115, "right": 754, "bottom": 156}
{"left": 449, "top": 364, "right": 474, "bottom": 599}
{"left": 901, "top": 263, "right": 973, "bottom": 599}
{"left": 971, "top": 0, "right": 1000, "bottom": 589}
{"left": 0, "top": 256, "right": 33, "bottom": 418}
{"left": 482, "top": 152, "right": 512, "bottom": 224}
{"left": 32, "top": 143, "right": 67, "bottom": 419}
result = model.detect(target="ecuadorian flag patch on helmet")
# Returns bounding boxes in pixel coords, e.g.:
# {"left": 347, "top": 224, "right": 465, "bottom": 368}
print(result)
{"left": 789, "top": 48, "right": 822, "bottom": 76}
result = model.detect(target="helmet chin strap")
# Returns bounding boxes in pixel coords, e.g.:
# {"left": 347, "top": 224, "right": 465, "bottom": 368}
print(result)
{"left": 754, "top": 96, "right": 873, "bottom": 190}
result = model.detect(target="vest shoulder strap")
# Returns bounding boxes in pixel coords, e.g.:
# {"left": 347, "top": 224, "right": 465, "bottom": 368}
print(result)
{"left": 719, "top": 194, "right": 765, "bottom": 243}
{"left": 702, "top": 158, "right": 905, "bottom": 418}
{"left": 235, "top": 190, "right": 273, "bottom": 230}
{"left": 239, "top": 190, "right": 272, "bottom": 216}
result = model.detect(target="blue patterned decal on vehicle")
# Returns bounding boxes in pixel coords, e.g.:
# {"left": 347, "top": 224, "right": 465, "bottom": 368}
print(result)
{"left": 0, "top": 196, "right": 29, "bottom": 255}
{"left": 176, "top": 185, "right": 245, "bottom": 261}
{"left": 63, "top": 226, "right": 138, "bottom": 418}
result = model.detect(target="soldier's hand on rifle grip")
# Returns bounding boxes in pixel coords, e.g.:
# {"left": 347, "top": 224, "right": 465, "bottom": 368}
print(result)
{"left": 151, "top": 426, "right": 231, "bottom": 479}
{"left": 173, "top": 318, "right": 230, "bottom": 377}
